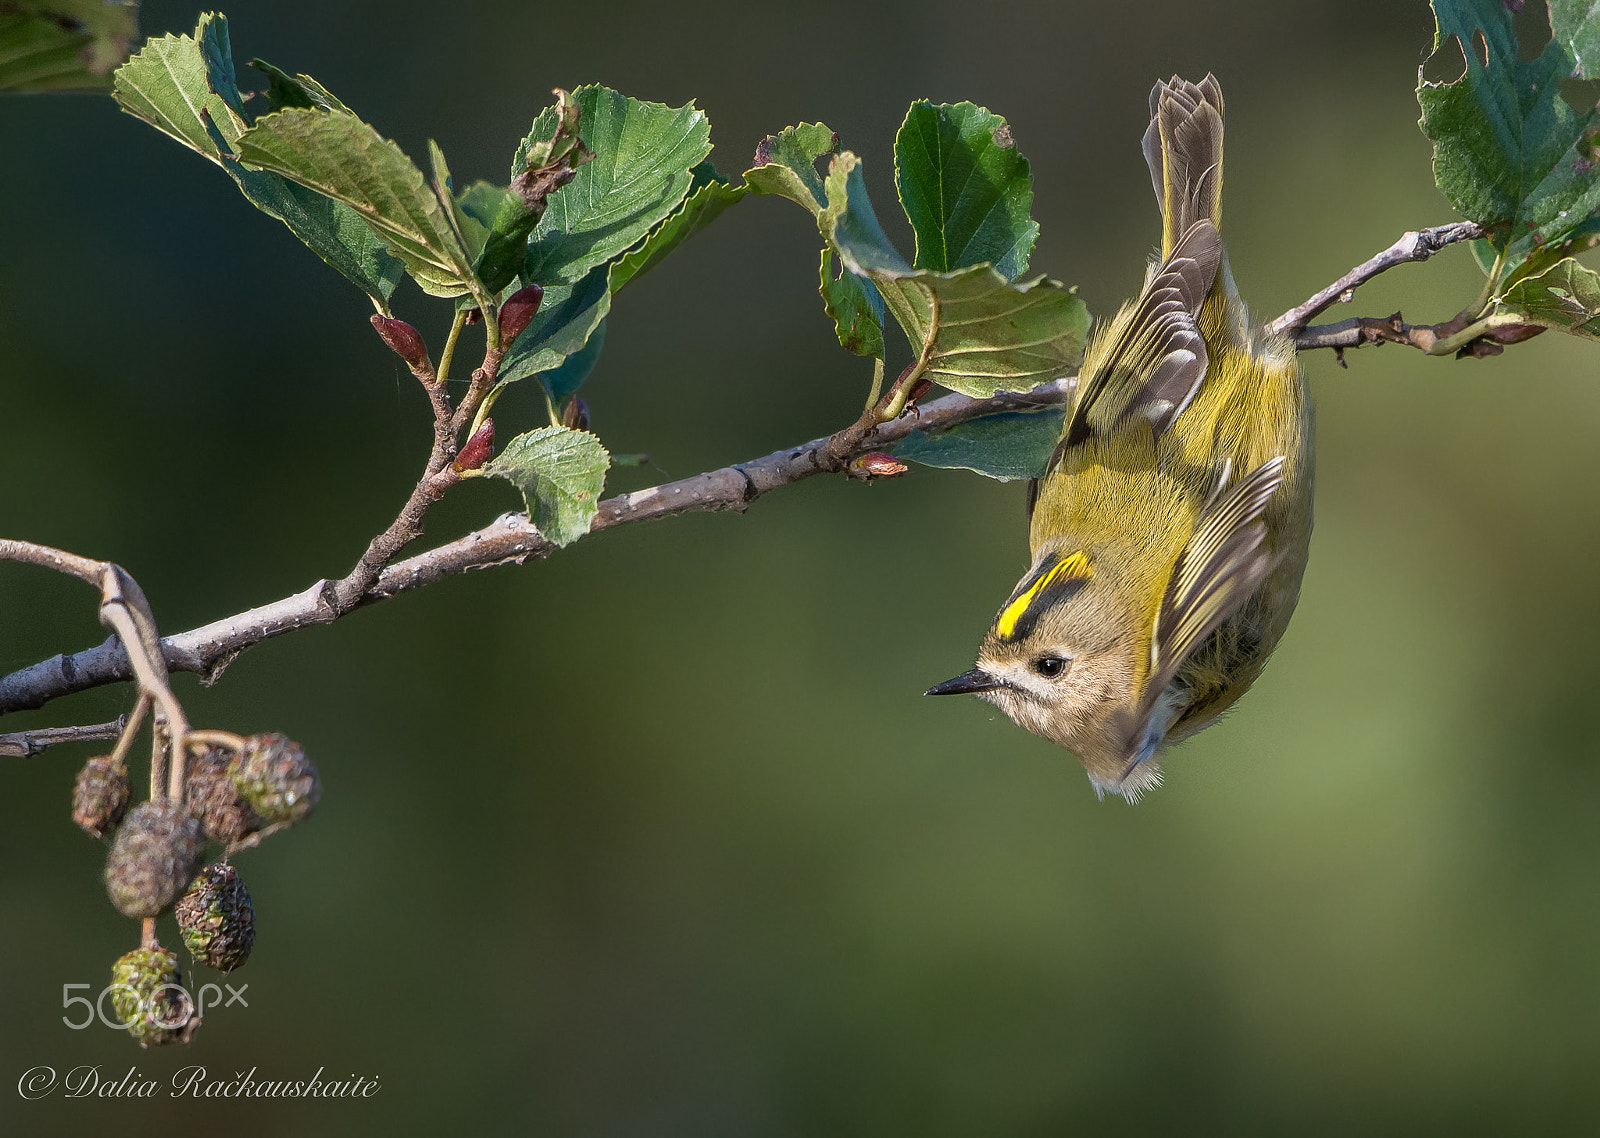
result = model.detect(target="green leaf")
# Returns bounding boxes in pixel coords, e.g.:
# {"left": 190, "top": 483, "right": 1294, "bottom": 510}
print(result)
{"left": 228, "top": 171, "right": 408, "bottom": 307}
{"left": 0, "top": 1, "right": 137, "bottom": 92}
{"left": 519, "top": 85, "right": 713, "bottom": 287}
{"left": 470, "top": 90, "right": 592, "bottom": 297}
{"left": 428, "top": 140, "right": 487, "bottom": 262}
{"left": 475, "top": 192, "right": 538, "bottom": 298}
{"left": 610, "top": 163, "right": 747, "bottom": 293}
{"left": 112, "top": 13, "right": 242, "bottom": 165}
{"left": 823, "top": 152, "right": 1088, "bottom": 397}
{"left": 1497, "top": 256, "right": 1600, "bottom": 339}
{"left": 497, "top": 264, "right": 612, "bottom": 383}
{"left": 235, "top": 106, "right": 480, "bottom": 300}
{"left": 1419, "top": 1, "right": 1600, "bottom": 271}
{"left": 819, "top": 247, "right": 884, "bottom": 357}
{"left": 1506, "top": 215, "right": 1600, "bottom": 289}
{"left": 482, "top": 426, "right": 610, "bottom": 548}
{"left": 456, "top": 180, "right": 514, "bottom": 231}
{"left": 748, "top": 122, "right": 888, "bottom": 356}
{"left": 894, "top": 101, "right": 1038, "bottom": 279}
{"left": 895, "top": 408, "right": 1066, "bottom": 482}
{"left": 1551, "top": 0, "right": 1600, "bottom": 79}
{"left": 112, "top": 15, "right": 404, "bottom": 310}
{"left": 247, "top": 57, "right": 352, "bottom": 115}
{"left": 1469, "top": 236, "right": 1499, "bottom": 277}
{"left": 749, "top": 126, "right": 1085, "bottom": 387}
{"left": 746, "top": 122, "right": 838, "bottom": 212}
{"left": 541, "top": 319, "right": 606, "bottom": 401}
{"left": 510, "top": 86, "right": 588, "bottom": 180}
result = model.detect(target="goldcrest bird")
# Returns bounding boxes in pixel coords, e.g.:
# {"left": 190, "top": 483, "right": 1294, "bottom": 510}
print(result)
{"left": 927, "top": 75, "right": 1313, "bottom": 801}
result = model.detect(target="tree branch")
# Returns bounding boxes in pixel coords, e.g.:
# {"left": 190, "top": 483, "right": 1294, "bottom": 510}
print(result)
{"left": 0, "top": 716, "right": 127, "bottom": 758}
{"left": 0, "top": 379, "right": 1071, "bottom": 716}
{"left": 1267, "top": 220, "right": 1484, "bottom": 339}
{"left": 0, "top": 221, "right": 1507, "bottom": 718}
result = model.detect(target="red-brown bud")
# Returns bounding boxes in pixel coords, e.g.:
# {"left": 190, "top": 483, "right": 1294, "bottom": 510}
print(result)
{"left": 369, "top": 315, "right": 433, "bottom": 375}
{"left": 454, "top": 419, "right": 496, "bottom": 472}
{"left": 1485, "top": 322, "right": 1545, "bottom": 345}
{"left": 561, "top": 396, "right": 590, "bottom": 431}
{"left": 499, "top": 284, "right": 544, "bottom": 343}
{"left": 847, "top": 452, "right": 909, "bottom": 481}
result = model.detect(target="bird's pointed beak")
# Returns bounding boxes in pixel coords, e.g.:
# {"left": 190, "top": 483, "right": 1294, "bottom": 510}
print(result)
{"left": 924, "top": 667, "right": 1006, "bottom": 696}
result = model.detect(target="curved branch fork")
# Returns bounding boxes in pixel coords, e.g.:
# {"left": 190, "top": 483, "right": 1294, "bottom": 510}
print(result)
{"left": 0, "top": 540, "right": 193, "bottom": 790}
{"left": 1268, "top": 220, "right": 1486, "bottom": 351}
{"left": 0, "top": 379, "right": 1071, "bottom": 716}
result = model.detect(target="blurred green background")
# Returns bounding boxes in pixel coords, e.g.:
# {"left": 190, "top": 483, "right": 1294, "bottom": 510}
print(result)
{"left": 4, "top": 0, "right": 1599, "bottom": 1133}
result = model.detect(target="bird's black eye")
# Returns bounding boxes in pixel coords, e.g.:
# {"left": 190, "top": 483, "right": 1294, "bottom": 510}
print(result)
{"left": 1033, "top": 655, "right": 1068, "bottom": 678}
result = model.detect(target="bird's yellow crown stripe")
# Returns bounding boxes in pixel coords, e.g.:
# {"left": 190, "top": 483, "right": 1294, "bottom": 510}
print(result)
{"left": 996, "top": 551, "right": 1092, "bottom": 640}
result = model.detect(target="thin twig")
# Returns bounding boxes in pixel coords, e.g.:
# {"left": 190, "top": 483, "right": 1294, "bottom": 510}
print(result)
{"left": 0, "top": 539, "right": 106, "bottom": 585}
{"left": 0, "top": 715, "right": 128, "bottom": 758}
{"left": 331, "top": 314, "right": 485, "bottom": 612}
{"left": 150, "top": 715, "right": 168, "bottom": 802}
{"left": 0, "top": 378, "right": 1073, "bottom": 715}
{"left": 1266, "top": 220, "right": 1483, "bottom": 337}
{"left": 110, "top": 696, "right": 150, "bottom": 768}
{"left": 184, "top": 728, "right": 248, "bottom": 754}
{"left": 330, "top": 465, "right": 461, "bottom": 611}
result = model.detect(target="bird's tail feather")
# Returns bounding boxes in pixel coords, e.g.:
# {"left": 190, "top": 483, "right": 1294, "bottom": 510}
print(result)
{"left": 1142, "top": 75, "right": 1225, "bottom": 258}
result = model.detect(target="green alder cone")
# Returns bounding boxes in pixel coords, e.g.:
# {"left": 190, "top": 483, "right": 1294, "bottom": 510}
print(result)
{"left": 231, "top": 733, "right": 321, "bottom": 827}
{"left": 104, "top": 800, "right": 205, "bottom": 918}
{"left": 176, "top": 863, "right": 256, "bottom": 973}
{"left": 110, "top": 945, "right": 198, "bottom": 1047}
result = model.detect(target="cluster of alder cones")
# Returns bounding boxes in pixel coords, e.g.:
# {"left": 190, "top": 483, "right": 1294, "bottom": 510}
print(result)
{"left": 71, "top": 733, "right": 320, "bottom": 1046}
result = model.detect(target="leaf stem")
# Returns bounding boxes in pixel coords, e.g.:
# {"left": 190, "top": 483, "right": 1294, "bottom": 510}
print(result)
{"left": 1473, "top": 246, "right": 1507, "bottom": 316}
{"left": 863, "top": 356, "right": 886, "bottom": 411}
{"left": 876, "top": 352, "right": 930, "bottom": 423}
{"left": 109, "top": 696, "right": 150, "bottom": 769}
{"left": 185, "top": 728, "right": 249, "bottom": 754}
{"left": 437, "top": 310, "right": 468, "bottom": 389}
{"left": 1424, "top": 312, "right": 1530, "bottom": 356}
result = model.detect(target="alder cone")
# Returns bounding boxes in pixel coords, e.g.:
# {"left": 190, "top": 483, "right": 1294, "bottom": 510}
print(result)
{"left": 104, "top": 800, "right": 205, "bottom": 918}
{"left": 72, "top": 755, "right": 130, "bottom": 838}
{"left": 232, "top": 733, "right": 320, "bottom": 827}
{"left": 176, "top": 863, "right": 255, "bottom": 972}
{"left": 110, "top": 944, "right": 198, "bottom": 1047}
{"left": 185, "top": 747, "right": 261, "bottom": 845}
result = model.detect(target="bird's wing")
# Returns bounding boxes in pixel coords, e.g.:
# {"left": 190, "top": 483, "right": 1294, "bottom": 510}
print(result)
{"left": 1122, "top": 455, "right": 1285, "bottom": 751}
{"left": 1053, "top": 220, "right": 1221, "bottom": 469}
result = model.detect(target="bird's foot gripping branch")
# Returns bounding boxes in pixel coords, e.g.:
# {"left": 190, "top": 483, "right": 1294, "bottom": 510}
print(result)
{"left": 5, "top": 0, "right": 1600, "bottom": 1046}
